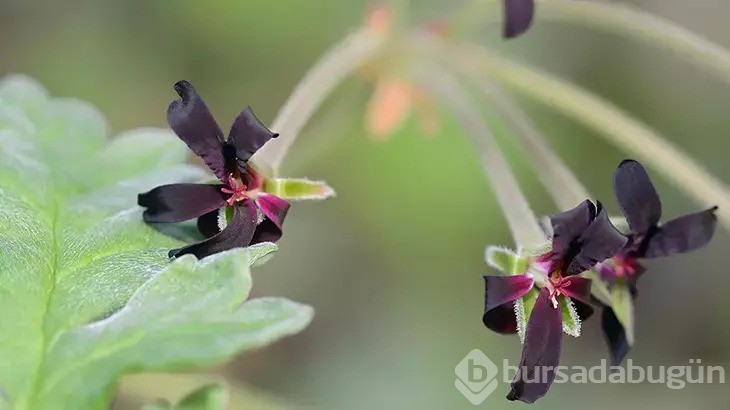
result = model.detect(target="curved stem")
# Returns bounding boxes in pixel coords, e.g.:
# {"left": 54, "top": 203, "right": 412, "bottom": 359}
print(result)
{"left": 463, "top": 0, "right": 730, "bottom": 83}
{"left": 415, "top": 66, "right": 547, "bottom": 248}
{"left": 253, "top": 28, "right": 383, "bottom": 175}
{"left": 443, "top": 41, "right": 730, "bottom": 229}
{"left": 467, "top": 74, "right": 591, "bottom": 209}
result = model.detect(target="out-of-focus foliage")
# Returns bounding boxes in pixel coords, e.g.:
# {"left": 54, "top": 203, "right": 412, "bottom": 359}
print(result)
{"left": 142, "top": 383, "right": 227, "bottom": 410}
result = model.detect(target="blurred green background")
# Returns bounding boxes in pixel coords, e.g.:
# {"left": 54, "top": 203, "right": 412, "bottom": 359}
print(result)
{"left": 2, "top": 0, "right": 729, "bottom": 408}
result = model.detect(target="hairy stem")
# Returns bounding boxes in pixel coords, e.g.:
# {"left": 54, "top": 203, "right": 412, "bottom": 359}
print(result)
{"left": 253, "top": 28, "right": 383, "bottom": 174}
{"left": 463, "top": 0, "right": 730, "bottom": 83}
{"left": 442, "top": 42, "right": 730, "bottom": 229}
{"left": 415, "top": 66, "right": 547, "bottom": 248}
{"left": 467, "top": 74, "right": 591, "bottom": 209}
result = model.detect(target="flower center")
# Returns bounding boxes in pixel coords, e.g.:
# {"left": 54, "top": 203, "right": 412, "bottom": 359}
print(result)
{"left": 547, "top": 272, "right": 572, "bottom": 309}
{"left": 612, "top": 255, "right": 640, "bottom": 277}
{"left": 220, "top": 174, "right": 249, "bottom": 205}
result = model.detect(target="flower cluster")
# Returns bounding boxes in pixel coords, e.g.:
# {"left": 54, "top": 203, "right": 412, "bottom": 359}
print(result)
{"left": 138, "top": 81, "right": 334, "bottom": 259}
{"left": 482, "top": 160, "right": 717, "bottom": 403}
{"left": 598, "top": 160, "right": 717, "bottom": 366}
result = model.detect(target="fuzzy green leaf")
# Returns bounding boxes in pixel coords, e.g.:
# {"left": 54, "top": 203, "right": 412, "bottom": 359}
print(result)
{"left": 0, "top": 75, "right": 313, "bottom": 409}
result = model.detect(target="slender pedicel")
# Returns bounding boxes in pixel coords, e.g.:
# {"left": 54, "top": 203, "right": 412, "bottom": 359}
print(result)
{"left": 468, "top": 75, "right": 591, "bottom": 209}
{"left": 252, "top": 28, "right": 384, "bottom": 174}
{"left": 459, "top": 0, "right": 730, "bottom": 83}
{"left": 416, "top": 66, "right": 546, "bottom": 248}
{"left": 440, "top": 41, "right": 730, "bottom": 229}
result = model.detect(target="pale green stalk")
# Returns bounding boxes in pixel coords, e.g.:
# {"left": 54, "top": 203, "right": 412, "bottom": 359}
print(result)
{"left": 253, "top": 28, "right": 383, "bottom": 174}
{"left": 444, "top": 42, "right": 730, "bottom": 229}
{"left": 464, "top": 0, "right": 730, "bottom": 83}
{"left": 415, "top": 66, "right": 547, "bottom": 248}
{"left": 466, "top": 74, "right": 591, "bottom": 210}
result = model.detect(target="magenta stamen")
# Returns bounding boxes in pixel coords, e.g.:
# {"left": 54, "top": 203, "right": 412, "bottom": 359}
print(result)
{"left": 613, "top": 255, "right": 639, "bottom": 277}
{"left": 547, "top": 274, "right": 572, "bottom": 308}
{"left": 220, "top": 174, "right": 248, "bottom": 205}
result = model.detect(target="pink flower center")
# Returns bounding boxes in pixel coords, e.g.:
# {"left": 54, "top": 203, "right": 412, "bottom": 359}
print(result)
{"left": 612, "top": 255, "right": 640, "bottom": 277}
{"left": 220, "top": 174, "right": 248, "bottom": 206}
{"left": 547, "top": 273, "right": 572, "bottom": 308}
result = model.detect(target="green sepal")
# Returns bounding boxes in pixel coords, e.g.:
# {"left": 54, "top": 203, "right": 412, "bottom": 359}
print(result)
{"left": 216, "top": 206, "right": 236, "bottom": 230}
{"left": 515, "top": 291, "right": 581, "bottom": 342}
{"left": 560, "top": 296, "right": 581, "bottom": 337}
{"left": 520, "top": 240, "right": 552, "bottom": 257}
{"left": 263, "top": 177, "right": 336, "bottom": 201}
{"left": 514, "top": 287, "right": 540, "bottom": 343}
{"left": 485, "top": 246, "right": 529, "bottom": 275}
{"left": 582, "top": 269, "right": 612, "bottom": 306}
{"left": 611, "top": 278, "right": 635, "bottom": 346}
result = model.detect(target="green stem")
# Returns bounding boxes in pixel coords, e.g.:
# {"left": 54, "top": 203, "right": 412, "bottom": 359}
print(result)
{"left": 466, "top": 73, "right": 591, "bottom": 210}
{"left": 463, "top": 0, "right": 730, "bottom": 83}
{"left": 415, "top": 66, "right": 547, "bottom": 248}
{"left": 445, "top": 42, "right": 730, "bottom": 229}
{"left": 252, "top": 28, "right": 383, "bottom": 175}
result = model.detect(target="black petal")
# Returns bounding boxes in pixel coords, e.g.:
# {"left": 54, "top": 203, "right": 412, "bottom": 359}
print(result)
{"left": 249, "top": 219, "right": 282, "bottom": 244}
{"left": 573, "top": 299, "right": 594, "bottom": 322}
{"left": 167, "top": 80, "right": 228, "bottom": 181}
{"left": 138, "top": 183, "right": 227, "bottom": 223}
{"left": 169, "top": 200, "right": 258, "bottom": 259}
{"left": 601, "top": 307, "right": 631, "bottom": 367}
{"left": 566, "top": 203, "right": 628, "bottom": 276}
{"left": 643, "top": 207, "right": 718, "bottom": 258}
{"left": 614, "top": 160, "right": 662, "bottom": 235}
{"left": 197, "top": 209, "right": 221, "bottom": 238}
{"left": 562, "top": 277, "right": 592, "bottom": 306}
{"left": 503, "top": 0, "right": 535, "bottom": 39}
{"left": 483, "top": 275, "right": 535, "bottom": 334}
{"left": 229, "top": 107, "right": 278, "bottom": 163}
{"left": 483, "top": 304, "right": 519, "bottom": 334}
{"left": 507, "top": 288, "right": 562, "bottom": 403}
{"left": 550, "top": 200, "right": 596, "bottom": 256}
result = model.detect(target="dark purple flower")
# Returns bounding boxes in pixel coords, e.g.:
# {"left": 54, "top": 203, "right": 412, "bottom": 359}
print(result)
{"left": 539, "top": 200, "right": 628, "bottom": 278}
{"left": 608, "top": 159, "right": 717, "bottom": 268}
{"left": 503, "top": 0, "right": 535, "bottom": 38}
{"left": 596, "top": 160, "right": 718, "bottom": 366}
{"left": 509, "top": 201, "right": 626, "bottom": 403}
{"left": 483, "top": 200, "right": 626, "bottom": 403}
{"left": 138, "top": 80, "right": 289, "bottom": 259}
